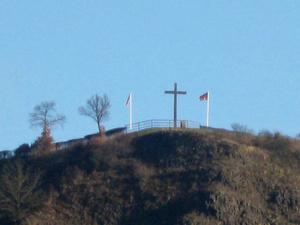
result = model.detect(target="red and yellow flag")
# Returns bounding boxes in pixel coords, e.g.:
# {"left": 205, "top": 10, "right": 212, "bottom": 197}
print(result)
{"left": 125, "top": 94, "right": 130, "bottom": 106}
{"left": 199, "top": 92, "right": 208, "bottom": 101}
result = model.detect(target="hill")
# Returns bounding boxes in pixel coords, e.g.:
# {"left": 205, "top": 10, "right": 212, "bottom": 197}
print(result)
{"left": 0, "top": 128, "right": 300, "bottom": 224}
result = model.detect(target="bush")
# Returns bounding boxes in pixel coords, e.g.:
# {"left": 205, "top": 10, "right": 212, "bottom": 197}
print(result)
{"left": 0, "top": 150, "right": 12, "bottom": 159}
{"left": 31, "top": 127, "right": 55, "bottom": 155}
{"left": 253, "top": 131, "right": 291, "bottom": 151}
{"left": 86, "top": 134, "right": 108, "bottom": 149}
{"left": 231, "top": 123, "right": 254, "bottom": 134}
{"left": 15, "top": 143, "right": 31, "bottom": 157}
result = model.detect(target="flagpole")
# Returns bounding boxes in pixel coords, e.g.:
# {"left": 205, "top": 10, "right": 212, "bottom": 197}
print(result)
{"left": 130, "top": 93, "right": 133, "bottom": 130}
{"left": 207, "top": 91, "right": 210, "bottom": 127}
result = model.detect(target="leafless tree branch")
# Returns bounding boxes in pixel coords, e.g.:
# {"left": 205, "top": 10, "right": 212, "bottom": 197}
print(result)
{"left": 29, "top": 101, "right": 66, "bottom": 130}
{"left": 78, "top": 94, "right": 111, "bottom": 133}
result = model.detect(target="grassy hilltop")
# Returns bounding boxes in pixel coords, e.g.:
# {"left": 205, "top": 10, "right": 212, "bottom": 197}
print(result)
{"left": 1, "top": 128, "right": 300, "bottom": 224}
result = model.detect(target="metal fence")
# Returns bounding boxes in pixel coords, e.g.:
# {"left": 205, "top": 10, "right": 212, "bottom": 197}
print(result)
{"left": 125, "top": 119, "right": 201, "bottom": 133}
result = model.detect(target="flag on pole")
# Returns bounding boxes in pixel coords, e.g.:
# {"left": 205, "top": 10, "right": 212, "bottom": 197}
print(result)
{"left": 199, "top": 92, "right": 210, "bottom": 127}
{"left": 125, "top": 93, "right": 133, "bottom": 130}
{"left": 125, "top": 94, "right": 130, "bottom": 106}
{"left": 199, "top": 92, "right": 208, "bottom": 101}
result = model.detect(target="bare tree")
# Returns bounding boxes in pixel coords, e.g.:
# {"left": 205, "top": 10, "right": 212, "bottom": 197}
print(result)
{"left": 0, "top": 159, "right": 45, "bottom": 223}
{"left": 29, "top": 101, "right": 66, "bottom": 130}
{"left": 78, "top": 94, "right": 111, "bottom": 133}
{"left": 28, "top": 102, "right": 65, "bottom": 154}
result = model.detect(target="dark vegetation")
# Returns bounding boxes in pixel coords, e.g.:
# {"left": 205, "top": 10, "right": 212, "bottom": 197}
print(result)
{"left": 1, "top": 128, "right": 300, "bottom": 224}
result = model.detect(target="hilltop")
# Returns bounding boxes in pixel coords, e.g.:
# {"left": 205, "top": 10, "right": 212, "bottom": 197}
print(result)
{"left": 0, "top": 128, "right": 300, "bottom": 224}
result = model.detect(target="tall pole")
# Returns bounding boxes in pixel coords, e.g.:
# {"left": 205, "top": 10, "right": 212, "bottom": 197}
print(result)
{"left": 207, "top": 91, "right": 210, "bottom": 127}
{"left": 199, "top": 92, "right": 210, "bottom": 127}
{"left": 174, "top": 83, "right": 177, "bottom": 127}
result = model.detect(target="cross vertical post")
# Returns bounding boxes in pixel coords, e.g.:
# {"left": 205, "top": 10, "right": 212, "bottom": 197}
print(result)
{"left": 164, "top": 83, "right": 187, "bottom": 128}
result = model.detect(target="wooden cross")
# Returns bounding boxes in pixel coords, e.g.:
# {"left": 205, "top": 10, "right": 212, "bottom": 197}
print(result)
{"left": 164, "top": 83, "right": 187, "bottom": 128}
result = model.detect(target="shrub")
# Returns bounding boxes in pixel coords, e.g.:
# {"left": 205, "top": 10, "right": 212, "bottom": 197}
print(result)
{"left": 31, "top": 127, "right": 55, "bottom": 155}
{"left": 86, "top": 134, "right": 108, "bottom": 149}
{"left": 231, "top": 123, "right": 254, "bottom": 134}
{"left": 0, "top": 150, "right": 12, "bottom": 159}
{"left": 14, "top": 143, "right": 31, "bottom": 157}
{"left": 253, "top": 131, "right": 291, "bottom": 151}
{"left": 258, "top": 129, "right": 273, "bottom": 137}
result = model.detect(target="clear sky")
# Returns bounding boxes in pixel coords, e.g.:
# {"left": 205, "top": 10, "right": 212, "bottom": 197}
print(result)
{"left": 1, "top": 1, "right": 300, "bottom": 150}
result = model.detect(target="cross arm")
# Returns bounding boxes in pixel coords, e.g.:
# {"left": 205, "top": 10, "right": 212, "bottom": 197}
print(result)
{"left": 164, "top": 91, "right": 175, "bottom": 94}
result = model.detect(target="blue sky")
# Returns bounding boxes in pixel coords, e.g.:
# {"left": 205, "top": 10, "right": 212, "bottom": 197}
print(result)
{"left": 1, "top": 1, "right": 300, "bottom": 150}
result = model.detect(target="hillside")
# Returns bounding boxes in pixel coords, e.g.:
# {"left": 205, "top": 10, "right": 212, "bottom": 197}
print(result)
{"left": 0, "top": 128, "right": 300, "bottom": 224}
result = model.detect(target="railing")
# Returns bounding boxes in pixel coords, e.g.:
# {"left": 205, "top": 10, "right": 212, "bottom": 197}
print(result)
{"left": 125, "top": 119, "right": 201, "bottom": 133}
